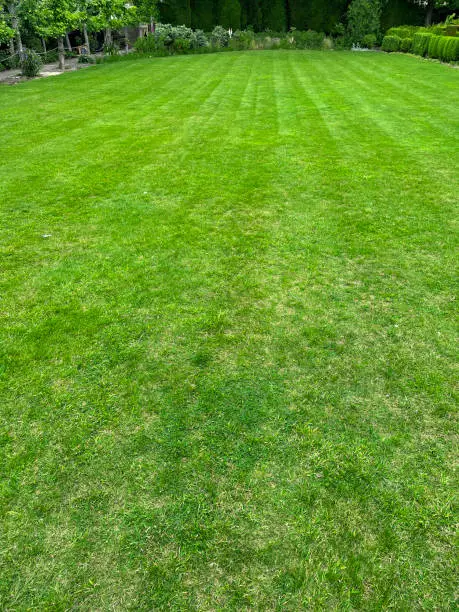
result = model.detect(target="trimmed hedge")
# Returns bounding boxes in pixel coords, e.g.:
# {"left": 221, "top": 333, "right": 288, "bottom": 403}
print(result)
{"left": 400, "top": 37, "right": 412, "bottom": 52}
{"left": 439, "top": 36, "right": 459, "bottom": 62}
{"left": 428, "top": 35, "right": 442, "bottom": 59}
{"left": 381, "top": 35, "right": 401, "bottom": 52}
{"left": 387, "top": 26, "right": 418, "bottom": 39}
{"left": 412, "top": 32, "right": 433, "bottom": 56}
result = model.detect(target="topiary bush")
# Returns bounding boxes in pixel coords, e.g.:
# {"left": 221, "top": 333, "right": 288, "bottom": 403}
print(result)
{"left": 428, "top": 35, "right": 442, "bottom": 59}
{"left": 400, "top": 37, "right": 412, "bottom": 52}
{"left": 381, "top": 35, "right": 401, "bottom": 52}
{"left": 412, "top": 32, "right": 433, "bottom": 56}
{"left": 438, "top": 36, "right": 459, "bottom": 62}
{"left": 387, "top": 26, "right": 419, "bottom": 39}
{"left": 20, "top": 49, "right": 42, "bottom": 77}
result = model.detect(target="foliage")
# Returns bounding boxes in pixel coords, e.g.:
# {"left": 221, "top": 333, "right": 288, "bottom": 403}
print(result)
{"left": 436, "top": 34, "right": 459, "bottom": 59}
{"left": 387, "top": 25, "right": 419, "bottom": 38}
{"left": 291, "top": 29, "right": 325, "bottom": 49}
{"left": 381, "top": 33, "right": 401, "bottom": 50}
{"left": 102, "top": 41, "right": 118, "bottom": 55}
{"left": 77, "top": 52, "right": 95, "bottom": 62}
{"left": 412, "top": 30, "right": 433, "bottom": 54}
{"left": 134, "top": 23, "right": 209, "bottom": 54}
{"left": 362, "top": 32, "right": 377, "bottom": 46}
{"left": 347, "top": 0, "right": 382, "bottom": 44}
{"left": 20, "top": 46, "right": 41, "bottom": 74}
{"left": 0, "top": 14, "right": 14, "bottom": 42}
{"left": 211, "top": 24, "right": 229, "bottom": 47}
{"left": 400, "top": 35, "right": 412, "bottom": 50}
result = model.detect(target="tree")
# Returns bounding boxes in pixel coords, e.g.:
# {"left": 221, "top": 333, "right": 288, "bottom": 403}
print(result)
{"left": 410, "top": 0, "right": 459, "bottom": 25}
{"left": 5, "top": 0, "right": 25, "bottom": 56}
{"left": 88, "top": 0, "right": 135, "bottom": 46}
{"left": 0, "top": 2, "right": 14, "bottom": 45}
{"left": 31, "top": 0, "right": 83, "bottom": 69}
{"left": 262, "top": 0, "right": 287, "bottom": 31}
{"left": 347, "top": 0, "right": 382, "bottom": 43}
{"left": 219, "top": 0, "right": 241, "bottom": 29}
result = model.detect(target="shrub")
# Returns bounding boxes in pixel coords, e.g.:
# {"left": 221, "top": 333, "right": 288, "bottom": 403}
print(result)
{"left": 437, "top": 36, "right": 459, "bottom": 62}
{"left": 20, "top": 49, "right": 42, "bottom": 77}
{"left": 362, "top": 33, "right": 377, "bottom": 48}
{"left": 400, "top": 37, "right": 412, "bottom": 52}
{"left": 381, "top": 35, "right": 401, "bottom": 52}
{"left": 78, "top": 54, "right": 95, "bottom": 64}
{"left": 387, "top": 26, "right": 418, "bottom": 39}
{"left": 211, "top": 26, "right": 229, "bottom": 48}
{"left": 412, "top": 32, "right": 433, "bottom": 56}
{"left": 428, "top": 35, "right": 442, "bottom": 59}
{"left": 291, "top": 29, "right": 324, "bottom": 49}
{"left": 103, "top": 42, "right": 119, "bottom": 56}
{"left": 322, "top": 37, "right": 334, "bottom": 50}
{"left": 172, "top": 37, "right": 191, "bottom": 53}
{"left": 229, "top": 29, "right": 255, "bottom": 50}
{"left": 134, "top": 34, "right": 159, "bottom": 53}
{"left": 190, "top": 29, "right": 209, "bottom": 49}
{"left": 43, "top": 50, "right": 58, "bottom": 63}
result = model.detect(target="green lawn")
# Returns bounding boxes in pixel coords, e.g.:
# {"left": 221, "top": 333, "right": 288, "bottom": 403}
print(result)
{"left": 0, "top": 50, "right": 457, "bottom": 609}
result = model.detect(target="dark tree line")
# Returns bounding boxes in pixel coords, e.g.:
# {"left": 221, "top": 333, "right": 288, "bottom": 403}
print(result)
{"left": 158, "top": 0, "right": 441, "bottom": 33}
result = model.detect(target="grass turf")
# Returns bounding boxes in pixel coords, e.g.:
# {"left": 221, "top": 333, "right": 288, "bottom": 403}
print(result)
{"left": 0, "top": 50, "right": 458, "bottom": 609}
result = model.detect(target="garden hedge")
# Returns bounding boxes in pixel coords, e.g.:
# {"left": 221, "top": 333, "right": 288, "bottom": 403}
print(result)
{"left": 382, "top": 35, "right": 401, "bottom": 52}
{"left": 412, "top": 32, "right": 433, "bottom": 56}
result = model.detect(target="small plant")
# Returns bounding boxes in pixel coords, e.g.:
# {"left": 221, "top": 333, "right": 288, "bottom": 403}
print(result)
{"left": 78, "top": 54, "right": 95, "bottom": 64}
{"left": 103, "top": 42, "right": 119, "bottom": 56}
{"left": 362, "top": 34, "right": 377, "bottom": 48}
{"left": 381, "top": 35, "right": 401, "bottom": 52}
{"left": 20, "top": 49, "right": 42, "bottom": 77}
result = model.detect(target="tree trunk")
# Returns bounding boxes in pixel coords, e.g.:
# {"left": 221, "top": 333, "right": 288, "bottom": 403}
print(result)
{"left": 58, "top": 36, "right": 65, "bottom": 70}
{"left": 8, "top": 37, "right": 15, "bottom": 56}
{"left": 42, "top": 38, "right": 47, "bottom": 53}
{"left": 425, "top": 0, "right": 434, "bottom": 26}
{"left": 83, "top": 23, "right": 90, "bottom": 53}
{"left": 65, "top": 32, "right": 72, "bottom": 52}
{"left": 11, "top": 16, "right": 23, "bottom": 57}
{"left": 124, "top": 27, "right": 129, "bottom": 53}
{"left": 104, "top": 27, "right": 112, "bottom": 46}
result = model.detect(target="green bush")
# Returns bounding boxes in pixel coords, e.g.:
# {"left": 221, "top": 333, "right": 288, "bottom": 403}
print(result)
{"left": 400, "top": 37, "right": 412, "bottom": 52}
{"left": 103, "top": 42, "right": 119, "bottom": 56}
{"left": 134, "top": 34, "right": 159, "bottom": 53}
{"left": 78, "top": 54, "right": 95, "bottom": 64}
{"left": 43, "top": 50, "right": 58, "bottom": 63}
{"left": 172, "top": 37, "right": 191, "bottom": 53}
{"left": 437, "top": 36, "right": 459, "bottom": 62}
{"left": 387, "top": 26, "right": 418, "bottom": 39}
{"left": 20, "top": 49, "right": 42, "bottom": 77}
{"left": 231, "top": 29, "right": 256, "bottom": 50}
{"left": 291, "top": 30, "right": 324, "bottom": 50}
{"left": 428, "top": 35, "right": 442, "bottom": 59}
{"left": 381, "top": 35, "right": 401, "bottom": 52}
{"left": 362, "top": 33, "right": 377, "bottom": 48}
{"left": 211, "top": 26, "right": 229, "bottom": 48}
{"left": 412, "top": 32, "right": 433, "bottom": 56}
